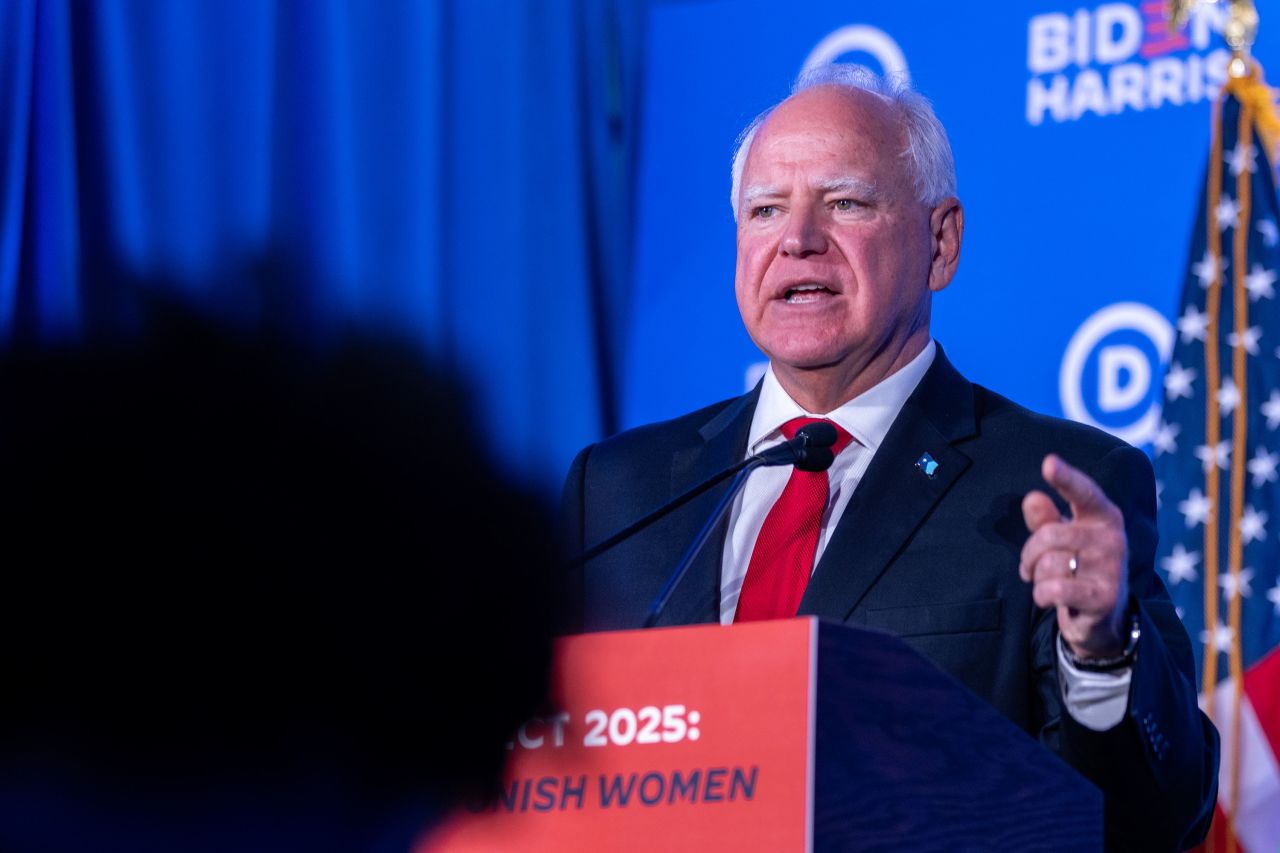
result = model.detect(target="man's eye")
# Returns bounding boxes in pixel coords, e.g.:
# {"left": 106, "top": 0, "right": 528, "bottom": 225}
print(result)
{"left": 833, "top": 199, "right": 858, "bottom": 211}
{"left": 753, "top": 205, "right": 777, "bottom": 219}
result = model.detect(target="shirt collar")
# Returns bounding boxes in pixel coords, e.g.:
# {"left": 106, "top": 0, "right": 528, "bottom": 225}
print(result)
{"left": 747, "top": 340, "right": 937, "bottom": 454}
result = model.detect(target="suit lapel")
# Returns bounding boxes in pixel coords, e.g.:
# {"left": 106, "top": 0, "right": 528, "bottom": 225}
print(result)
{"left": 650, "top": 388, "right": 759, "bottom": 627}
{"left": 798, "top": 349, "right": 977, "bottom": 621}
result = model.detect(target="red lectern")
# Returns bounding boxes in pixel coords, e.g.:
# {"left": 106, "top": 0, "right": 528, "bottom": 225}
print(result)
{"left": 420, "top": 618, "right": 1101, "bottom": 852}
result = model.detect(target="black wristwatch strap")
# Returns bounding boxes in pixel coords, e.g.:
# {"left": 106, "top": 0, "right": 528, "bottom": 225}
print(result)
{"left": 1059, "top": 608, "right": 1141, "bottom": 673}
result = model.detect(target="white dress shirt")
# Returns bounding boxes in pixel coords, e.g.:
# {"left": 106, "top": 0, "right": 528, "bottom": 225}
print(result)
{"left": 720, "top": 341, "right": 937, "bottom": 623}
{"left": 719, "top": 340, "right": 1130, "bottom": 729}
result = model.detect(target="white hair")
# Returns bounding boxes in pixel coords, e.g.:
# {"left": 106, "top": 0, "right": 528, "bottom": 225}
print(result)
{"left": 729, "top": 64, "right": 956, "bottom": 219}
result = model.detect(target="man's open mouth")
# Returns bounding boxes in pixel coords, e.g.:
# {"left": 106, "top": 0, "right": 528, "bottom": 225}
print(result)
{"left": 783, "top": 283, "right": 834, "bottom": 304}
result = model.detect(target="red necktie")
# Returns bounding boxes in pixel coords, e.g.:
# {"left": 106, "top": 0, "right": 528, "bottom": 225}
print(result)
{"left": 734, "top": 417, "right": 853, "bottom": 622}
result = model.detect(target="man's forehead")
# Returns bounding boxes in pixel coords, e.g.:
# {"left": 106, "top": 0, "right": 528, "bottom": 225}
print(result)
{"left": 745, "top": 88, "right": 903, "bottom": 172}
{"left": 767, "top": 84, "right": 898, "bottom": 134}
{"left": 731, "top": 82, "right": 912, "bottom": 216}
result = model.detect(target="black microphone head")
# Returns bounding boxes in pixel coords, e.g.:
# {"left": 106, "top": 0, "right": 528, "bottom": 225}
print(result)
{"left": 794, "top": 446, "right": 834, "bottom": 472}
{"left": 796, "top": 421, "right": 837, "bottom": 449}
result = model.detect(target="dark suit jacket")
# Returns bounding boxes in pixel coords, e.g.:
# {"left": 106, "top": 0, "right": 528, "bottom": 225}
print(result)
{"left": 563, "top": 348, "right": 1218, "bottom": 851}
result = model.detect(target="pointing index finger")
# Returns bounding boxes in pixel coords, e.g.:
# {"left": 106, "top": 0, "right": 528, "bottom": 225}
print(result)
{"left": 1042, "top": 453, "right": 1115, "bottom": 522}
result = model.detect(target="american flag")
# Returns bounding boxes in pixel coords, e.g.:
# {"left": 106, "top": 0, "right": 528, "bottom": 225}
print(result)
{"left": 1154, "top": 73, "right": 1280, "bottom": 853}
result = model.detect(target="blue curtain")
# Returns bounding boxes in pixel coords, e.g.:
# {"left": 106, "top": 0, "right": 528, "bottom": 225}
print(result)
{"left": 1, "top": 0, "right": 645, "bottom": 490}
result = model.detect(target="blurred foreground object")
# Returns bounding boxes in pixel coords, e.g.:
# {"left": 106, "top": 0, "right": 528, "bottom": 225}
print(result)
{"left": 0, "top": 301, "right": 557, "bottom": 852}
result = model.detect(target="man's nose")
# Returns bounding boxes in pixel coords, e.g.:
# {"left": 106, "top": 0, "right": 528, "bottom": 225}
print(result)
{"left": 779, "top": 206, "right": 827, "bottom": 257}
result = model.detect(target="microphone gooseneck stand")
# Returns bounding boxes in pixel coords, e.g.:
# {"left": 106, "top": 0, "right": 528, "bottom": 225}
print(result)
{"left": 640, "top": 460, "right": 760, "bottom": 628}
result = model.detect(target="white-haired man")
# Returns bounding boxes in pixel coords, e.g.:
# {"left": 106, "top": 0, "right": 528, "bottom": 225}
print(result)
{"left": 564, "top": 66, "right": 1216, "bottom": 849}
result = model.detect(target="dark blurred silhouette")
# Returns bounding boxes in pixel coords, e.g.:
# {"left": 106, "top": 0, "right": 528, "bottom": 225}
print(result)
{"left": 0, "top": 296, "right": 557, "bottom": 852}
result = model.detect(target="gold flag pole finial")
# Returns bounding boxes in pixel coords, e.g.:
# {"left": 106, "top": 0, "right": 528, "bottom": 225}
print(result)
{"left": 1166, "top": 0, "right": 1258, "bottom": 78}
{"left": 1224, "top": 0, "right": 1260, "bottom": 79}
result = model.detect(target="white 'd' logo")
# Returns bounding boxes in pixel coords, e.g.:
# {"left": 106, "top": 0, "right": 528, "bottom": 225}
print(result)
{"left": 1059, "top": 302, "right": 1174, "bottom": 446}
{"left": 801, "top": 25, "right": 909, "bottom": 80}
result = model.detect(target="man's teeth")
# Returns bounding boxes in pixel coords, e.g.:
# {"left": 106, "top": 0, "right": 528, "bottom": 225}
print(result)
{"left": 785, "top": 284, "right": 830, "bottom": 303}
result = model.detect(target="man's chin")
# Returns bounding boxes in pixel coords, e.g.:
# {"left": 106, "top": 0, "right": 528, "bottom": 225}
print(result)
{"left": 767, "top": 351, "right": 849, "bottom": 374}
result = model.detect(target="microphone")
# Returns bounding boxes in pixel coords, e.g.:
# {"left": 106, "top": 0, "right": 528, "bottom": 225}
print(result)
{"left": 566, "top": 422, "right": 838, "bottom": 570}
{"left": 754, "top": 421, "right": 837, "bottom": 472}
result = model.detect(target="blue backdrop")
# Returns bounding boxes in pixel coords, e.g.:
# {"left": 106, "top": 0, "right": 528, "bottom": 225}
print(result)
{"left": 4, "top": 0, "right": 1276, "bottom": 490}
{"left": 2, "top": 0, "right": 646, "bottom": 490}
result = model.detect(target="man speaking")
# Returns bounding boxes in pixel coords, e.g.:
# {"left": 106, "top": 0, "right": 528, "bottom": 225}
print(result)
{"left": 563, "top": 65, "right": 1217, "bottom": 849}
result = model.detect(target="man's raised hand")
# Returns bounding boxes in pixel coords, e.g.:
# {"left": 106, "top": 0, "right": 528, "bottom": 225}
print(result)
{"left": 1019, "top": 454, "right": 1129, "bottom": 659}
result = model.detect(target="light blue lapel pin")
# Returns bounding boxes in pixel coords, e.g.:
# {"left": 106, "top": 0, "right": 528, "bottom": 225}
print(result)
{"left": 915, "top": 452, "right": 940, "bottom": 479}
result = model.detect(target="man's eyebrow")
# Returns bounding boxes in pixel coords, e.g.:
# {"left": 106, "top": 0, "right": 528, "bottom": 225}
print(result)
{"left": 818, "top": 176, "right": 879, "bottom": 198}
{"left": 740, "top": 185, "right": 780, "bottom": 206}
{"left": 740, "top": 177, "right": 880, "bottom": 207}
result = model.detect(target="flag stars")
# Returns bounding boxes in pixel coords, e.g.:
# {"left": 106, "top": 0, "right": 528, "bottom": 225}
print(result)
{"left": 1192, "top": 252, "right": 1224, "bottom": 288}
{"left": 1248, "top": 446, "right": 1279, "bottom": 487}
{"left": 1245, "top": 264, "right": 1277, "bottom": 301}
{"left": 1177, "top": 305, "right": 1209, "bottom": 343}
{"left": 1257, "top": 218, "right": 1279, "bottom": 247}
{"left": 1178, "top": 488, "right": 1212, "bottom": 527}
{"left": 1240, "top": 505, "right": 1267, "bottom": 545}
{"left": 1215, "top": 195, "right": 1241, "bottom": 231}
{"left": 1200, "top": 623, "right": 1234, "bottom": 654}
{"left": 1227, "top": 326, "right": 1262, "bottom": 356}
{"left": 1226, "top": 140, "right": 1257, "bottom": 175}
{"left": 1195, "top": 439, "right": 1231, "bottom": 472}
{"left": 1165, "top": 362, "right": 1197, "bottom": 400}
{"left": 1160, "top": 543, "right": 1200, "bottom": 585}
{"left": 1263, "top": 390, "right": 1280, "bottom": 430}
{"left": 1217, "top": 378, "right": 1241, "bottom": 415}
{"left": 1152, "top": 420, "right": 1180, "bottom": 456}
{"left": 1219, "top": 567, "right": 1254, "bottom": 601}
{"left": 1268, "top": 581, "right": 1280, "bottom": 616}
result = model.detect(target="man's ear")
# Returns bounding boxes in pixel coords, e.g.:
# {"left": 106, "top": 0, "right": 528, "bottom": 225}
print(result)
{"left": 927, "top": 198, "right": 964, "bottom": 293}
